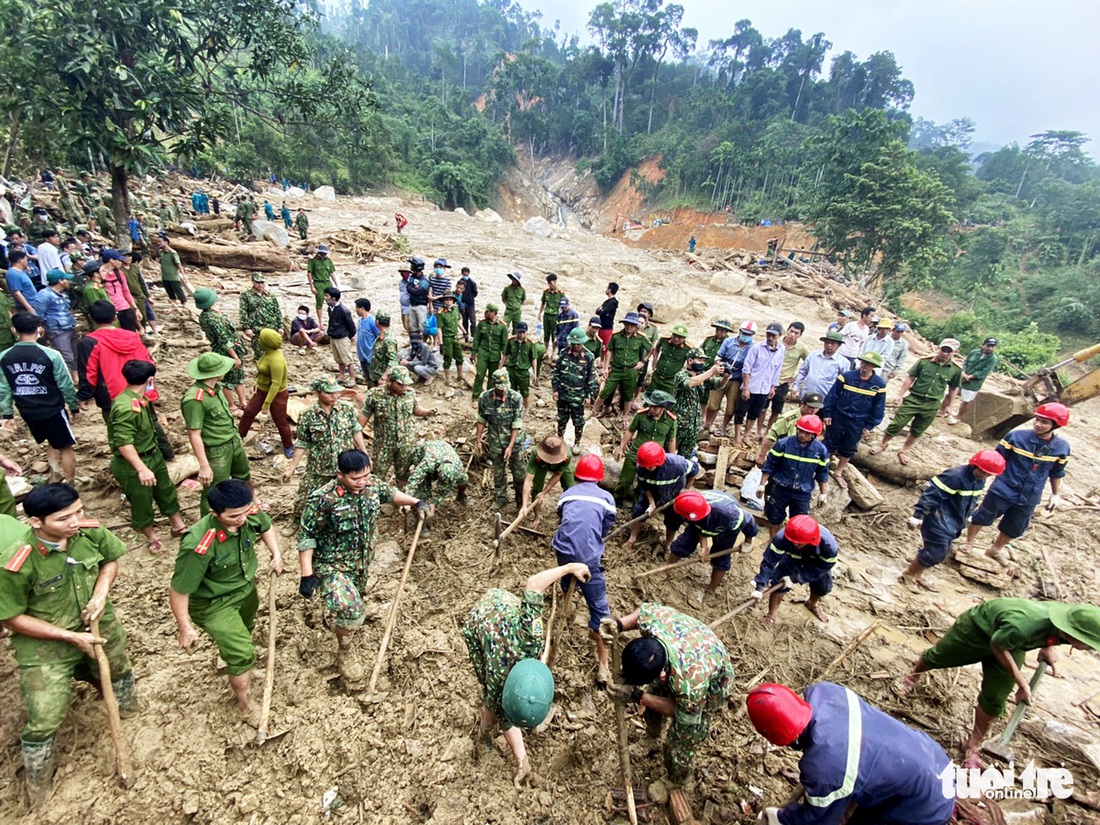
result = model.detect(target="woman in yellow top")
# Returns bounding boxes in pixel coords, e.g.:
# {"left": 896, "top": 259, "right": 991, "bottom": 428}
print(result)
{"left": 238, "top": 329, "right": 294, "bottom": 457}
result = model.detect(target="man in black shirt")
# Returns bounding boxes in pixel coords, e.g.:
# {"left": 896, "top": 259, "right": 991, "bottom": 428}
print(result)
{"left": 595, "top": 281, "right": 619, "bottom": 355}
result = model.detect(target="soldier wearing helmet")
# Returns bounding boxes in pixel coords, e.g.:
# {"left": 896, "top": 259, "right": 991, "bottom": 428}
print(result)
{"left": 667, "top": 489, "right": 759, "bottom": 602}
{"left": 752, "top": 514, "right": 838, "bottom": 627}
{"left": 551, "top": 454, "right": 616, "bottom": 682}
{"left": 462, "top": 562, "right": 591, "bottom": 788}
{"left": 746, "top": 682, "right": 954, "bottom": 825}
{"left": 964, "top": 402, "right": 1071, "bottom": 565}
{"left": 757, "top": 415, "right": 830, "bottom": 538}
{"left": 625, "top": 443, "right": 701, "bottom": 551}
{"left": 901, "top": 450, "right": 1005, "bottom": 591}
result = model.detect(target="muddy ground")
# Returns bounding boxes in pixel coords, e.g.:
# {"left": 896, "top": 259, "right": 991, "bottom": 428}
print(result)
{"left": 1, "top": 189, "right": 1098, "bottom": 824}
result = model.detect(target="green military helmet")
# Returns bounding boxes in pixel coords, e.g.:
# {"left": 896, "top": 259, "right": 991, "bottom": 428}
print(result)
{"left": 194, "top": 288, "right": 218, "bottom": 310}
{"left": 567, "top": 327, "right": 588, "bottom": 345}
{"left": 485, "top": 303, "right": 500, "bottom": 313}
{"left": 712, "top": 319, "right": 735, "bottom": 332}
{"left": 491, "top": 368, "right": 510, "bottom": 387}
{"left": 671, "top": 324, "right": 689, "bottom": 338}
{"left": 1047, "top": 603, "right": 1100, "bottom": 651}
{"left": 501, "top": 658, "right": 554, "bottom": 728}
{"left": 375, "top": 311, "right": 391, "bottom": 327}
{"left": 857, "top": 351, "right": 883, "bottom": 367}
{"left": 644, "top": 389, "right": 676, "bottom": 408}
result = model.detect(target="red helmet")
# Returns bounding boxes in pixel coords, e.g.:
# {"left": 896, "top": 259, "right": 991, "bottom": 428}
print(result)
{"left": 795, "top": 415, "right": 823, "bottom": 436}
{"left": 969, "top": 450, "right": 1006, "bottom": 476}
{"left": 1034, "top": 402, "right": 1070, "bottom": 428}
{"left": 784, "top": 515, "right": 821, "bottom": 545}
{"left": 673, "top": 490, "right": 711, "bottom": 522}
{"left": 637, "top": 441, "right": 666, "bottom": 470}
{"left": 746, "top": 684, "right": 812, "bottom": 746}
{"left": 574, "top": 454, "right": 605, "bottom": 482}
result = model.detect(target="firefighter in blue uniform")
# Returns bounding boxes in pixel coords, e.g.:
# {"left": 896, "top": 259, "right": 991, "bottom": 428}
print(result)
{"left": 666, "top": 488, "right": 759, "bottom": 602}
{"left": 819, "top": 350, "right": 886, "bottom": 488}
{"left": 757, "top": 414, "right": 830, "bottom": 538}
{"left": 753, "top": 515, "right": 837, "bottom": 627}
{"left": 747, "top": 681, "right": 955, "bottom": 825}
{"left": 625, "top": 441, "right": 700, "bottom": 551}
{"left": 901, "top": 450, "right": 1005, "bottom": 591}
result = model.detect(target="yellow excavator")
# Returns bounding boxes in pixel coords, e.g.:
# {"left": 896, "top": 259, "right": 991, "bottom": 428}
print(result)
{"left": 966, "top": 343, "right": 1100, "bottom": 438}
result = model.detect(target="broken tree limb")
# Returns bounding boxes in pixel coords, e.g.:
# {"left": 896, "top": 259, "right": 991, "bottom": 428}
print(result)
{"left": 170, "top": 236, "right": 291, "bottom": 273}
{"left": 820, "top": 621, "right": 880, "bottom": 678}
{"left": 544, "top": 578, "right": 576, "bottom": 668}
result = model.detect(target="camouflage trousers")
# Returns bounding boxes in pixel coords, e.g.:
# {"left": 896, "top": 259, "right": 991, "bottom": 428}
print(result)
{"left": 373, "top": 440, "right": 413, "bottom": 485}
{"left": 317, "top": 566, "right": 370, "bottom": 630}
{"left": 645, "top": 686, "right": 726, "bottom": 785}
{"left": 556, "top": 398, "right": 586, "bottom": 440}
{"left": 488, "top": 440, "right": 527, "bottom": 506}
{"left": 18, "top": 608, "right": 131, "bottom": 741}
{"left": 407, "top": 460, "right": 469, "bottom": 505}
{"left": 293, "top": 467, "right": 335, "bottom": 518}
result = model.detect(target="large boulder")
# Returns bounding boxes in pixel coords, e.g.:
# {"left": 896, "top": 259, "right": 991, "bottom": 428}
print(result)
{"left": 285, "top": 186, "right": 306, "bottom": 199}
{"left": 476, "top": 208, "right": 503, "bottom": 223}
{"left": 250, "top": 219, "right": 289, "bottom": 247}
{"left": 523, "top": 216, "right": 555, "bottom": 238}
{"left": 313, "top": 185, "right": 336, "bottom": 202}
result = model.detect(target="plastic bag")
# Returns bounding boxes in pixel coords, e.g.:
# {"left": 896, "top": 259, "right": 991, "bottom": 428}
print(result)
{"left": 740, "top": 466, "right": 764, "bottom": 511}
{"left": 424, "top": 313, "right": 438, "bottom": 336}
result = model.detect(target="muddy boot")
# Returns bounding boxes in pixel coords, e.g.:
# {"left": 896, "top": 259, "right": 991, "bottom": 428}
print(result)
{"left": 22, "top": 737, "right": 55, "bottom": 807}
{"left": 113, "top": 672, "right": 138, "bottom": 717}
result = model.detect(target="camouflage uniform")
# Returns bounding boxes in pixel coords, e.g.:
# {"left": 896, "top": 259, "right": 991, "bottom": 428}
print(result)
{"left": 368, "top": 336, "right": 399, "bottom": 385}
{"left": 552, "top": 347, "right": 598, "bottom": 439}
{"left": 462, "top": 588, "right": 545, "bottom": 729}
{"left": 91, "top": 199, "right": 115, "bottom": 238}
{"left": 637, "top": 603, "right": 732, "bottom": 784}
{"left": 239, "top": 289, "right": 284, "bottom": 360}
{"left": 292, "top": 400, "right": 362, "bottom": 517}
{"left": 672, "top": 368, "right": 719, "bottom": 460}
{"left": 171, "top": 508, "right": 271, "bottom": 675}
{"left": 477, "top": 372, "right": 527, "bottom": 505}
{"left": 616, "top": 409, "right": 678, "bottom": 501}
{"left": 405, "top": 440, "right": 468, "bottom": 505}
{"left": 471, "top": 318, "right": 508, "bottom": 398}
{"left": 0, "top": 518, "right": 134, "bottom": 744}
{"left": 109, "top": 388, "right": 181, "bottom": 529}
{"left": 298, "top": 477, "right": 394, "bottom": 629}
{"left": 361, "top": 384, "right": 418, "bottom": 482}
{"left": 503, "top": 336, "right": 537, "bottom": 398}
{"left": 198, "top": 309, "right": 246, "bottom": 389}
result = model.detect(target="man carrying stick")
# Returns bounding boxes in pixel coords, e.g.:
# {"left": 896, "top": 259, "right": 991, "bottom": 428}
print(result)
{"left": 0, "top": 484, "right": 134, "bottom": 805}
{"left": 604, "top": 603, "right": 733, "bottom": 786}
{"left": 463, "top": 562, "right": 591, "bottom": 788}
{"left": 625, "top": 442, "right": 700, "bottom": 552}
{"left": 665, "top": 489, "right": 759, "bottom": 603}
{"left": 551, "top": 454, "right": 616, "bottom": 684}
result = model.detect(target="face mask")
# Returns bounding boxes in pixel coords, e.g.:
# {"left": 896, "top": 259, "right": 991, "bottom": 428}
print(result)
{"left": 434, "top": 268, "right": 443, "bottom": 276}
{"left": 297, "top": 313, "right": 308, "bottom": 320}
{"left": 739, "top": 334, "right": 753, "bottom": 344}
{"left": 689, "top": 362, "right": 706, "bottom": 373}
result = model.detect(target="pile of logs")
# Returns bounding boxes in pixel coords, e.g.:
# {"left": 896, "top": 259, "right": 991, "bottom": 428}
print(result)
{"left": 311, "top": 225, "right": 404, "bottom": 263}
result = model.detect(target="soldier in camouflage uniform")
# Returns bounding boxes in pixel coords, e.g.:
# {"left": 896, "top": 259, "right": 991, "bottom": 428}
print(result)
{"left": 614, "top": 390, "right": 678, "bottom": 503}
{"left": 195, "top": 288, "right": 248, "bottom": 410}
{"left": 90, "top": 195, "right": 115, "bottom": 239}
{"left": 238, "top": 274, "right": 284, "bottom": 361}
{"left": 552, "top": 327, "right": 599, "bottom": 442}
{"left": 470, "top": 303, "right": 508, "bottom": 399}
{"left": 0, "top": 485, "right": 134, "bottom": 804}
{"left": 283, "top": 377, "right": 366, "bottom": 517}
{"left": 405, "top": 440, "right": 469, "bottom": 507}
{"left": 475, "top": 369, "right": 527, "bottom": 507}
{"left": 501, "top": 321, "right": 539, "bottom": 412}
{"left": 359, "top": 366, "right": 437, "bottom": 484}
{"left": 463, "top": 561, "right": 592, "bottom": 787}
{"left": 367, "top": 312, "right": 399, "bottom": 385}
{"left": 298, "top": 450, "right": 425, "bottom": 669}
{"left": 608, "top": 602, "right": 733, "bottom": 785}
{"left": 672, "top": 348, "right": 724, "bottom": 460}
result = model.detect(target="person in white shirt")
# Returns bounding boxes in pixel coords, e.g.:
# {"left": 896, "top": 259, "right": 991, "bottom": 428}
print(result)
{"left": 837, "top": 307, "right": 874, "bottom": 367}
{"left": 35, "top": 227, "right": 64, "bottom": 287}
{"left": 881, "top": 323, "right": 910, "bottom": 380}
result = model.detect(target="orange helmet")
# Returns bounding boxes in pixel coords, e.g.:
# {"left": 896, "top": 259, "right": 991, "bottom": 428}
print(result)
{"left": 747, "top": 684, "right": 812, "bottom": 746}
{"left": 574, "top": 454, "right": 605, "bottom": 482}
{"left": 969, "top": 450, "right": 1006, "bottom": 476}
{"left": 673, "top": 490, "right": 711, "bottom": 522}
{"left": 1034, "top": 402, "right": 1069, "bottom": 428}
{"left": 637, "top": 441, "right": 666, "bottom": 470}
{"left": 795, "top": 415, "right": 823, "bottom": 436}
{"left": 784, "top": 515, "right": 820, "bottom": 545}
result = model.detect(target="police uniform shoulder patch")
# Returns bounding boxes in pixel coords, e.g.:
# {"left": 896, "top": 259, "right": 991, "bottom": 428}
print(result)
{"left": 4, "top": 544, "right": 33, "bottom": 573}
{"left": 335, "top": 485, "right": 346, "bottom": 497}
{"left": 76, "top": 518, "right": 101, "bottom": 529}
{"left": 194, "top": 528, "right": 217, "bottom": 555}
{"left": 247, "top": 503, "right": 260, "bottom": 515}
{"left": 194, "top": 388, "right": 205, "bottom": 402}
{"left": 131, "top": 398, "right": 143, "bottom": 412}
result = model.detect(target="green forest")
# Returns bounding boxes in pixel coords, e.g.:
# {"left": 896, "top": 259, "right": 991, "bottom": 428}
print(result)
{"left": 2, "top": 0, "right": 1098, "bottom": 366}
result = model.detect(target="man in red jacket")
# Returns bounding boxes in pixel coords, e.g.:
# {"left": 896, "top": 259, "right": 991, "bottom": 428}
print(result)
{"left": 77, "top": 300, "right": 174, "bottom": 458}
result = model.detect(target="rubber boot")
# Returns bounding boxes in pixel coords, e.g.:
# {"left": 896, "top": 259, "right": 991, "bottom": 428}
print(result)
{"left": 22, "top": 736, "right": 55, "bottom": 807}
{"left": 113, "top": 672, "right": 138, "bottom": 716}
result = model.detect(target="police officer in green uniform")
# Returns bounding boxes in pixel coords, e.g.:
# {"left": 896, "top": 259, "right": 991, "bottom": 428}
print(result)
{"left": 584, "top": 315, "right": 604, "bottom": 359}
{"left": 649, "top": 324, "right": 693, "bottom": 395}
{"left": 594, "top": 311, "right": 653, "bottom": 424}
{"left": 0, "top": 484, "right": 134, "bottom": 804}
{"left": 476, "top": 369, "right": 527, "bottom": 507}
{"left": 109, "top": 360, "right": 186, "bottom": 553}
{"left": 307, "top": 244, "right": 335, "bottom": 311}
{"left": 539, "top": 274, "right": 566, "bottom": 361}
{"left": 502, "top": 321, "right": 539, "bottom": 412}
{"left": 470, "top": 304, "right": 508, "bottom": 399}
{"left": 702, "top": 319, "right": 734, "bottom": 361}
{"left": 501, "top": 271, "right": 526, "bottom": 332}
{"left": 169, "top": 480, "right": 283, "bottom": 726}
{"left": 615, "top": 390, "right": 678, "bottom": 502}
{"left": 181, "top": 353, "right": 254, "bottom": 514}
{"left": 519, "top": 435, "right": 575, "bottom": 529}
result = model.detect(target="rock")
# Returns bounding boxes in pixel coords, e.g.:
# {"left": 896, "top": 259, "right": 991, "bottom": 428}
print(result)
{"left": 523, "top": 216, "right": 555, "bottom": 238}
{"left": 648, "top": 780, "right": 669, "bottom": 805}
{"left": 181, "top": 792, "right": 200, "bottom": 816}
{"left": 841, "top": 464, "right": 885, "bottom": 510}
{"left": 250, "top": 219, "right": 289, "bottom": 247}
{"left": 704, "top": 269, "right": 747, "bottom": 295}
{"left": 313, "top": 185, "right": 336, "bottom": 202}
{"left": 285, "top": 186, "right": 306, "bottom": 198}
{"left": 476, "top": 209, "right": 503, "bottom": 223}
{"left": 453, "top": 207, "right": 468, "bottom": 217}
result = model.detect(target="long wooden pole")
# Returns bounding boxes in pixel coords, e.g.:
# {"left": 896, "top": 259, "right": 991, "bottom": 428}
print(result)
{"left": 367, "top": 513, "right": 425, "bottom": 695}
{"left": 634, "top": 540, "right": 743, "bottom": 581}
{"left": 90, "top": 618, "right": 134, "bottom": 788}
{"left": 256, "top": 571, "right": 278, "bottom": 744}
{"left": 606, "top": 499, "right": 675, "bottom": 541}
{"left": 545, "top": 579, "right": 577, "bottom": 668}
{"left": 708, "top": 583, "right": 783, "bottom": 630}
{"left": 610, "top": 622, "right": 637, "bottom": 825}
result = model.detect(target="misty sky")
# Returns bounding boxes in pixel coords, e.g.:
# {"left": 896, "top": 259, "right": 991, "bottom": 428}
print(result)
{"left": 526, "top": 0, "right": 1099, "bottom": 152}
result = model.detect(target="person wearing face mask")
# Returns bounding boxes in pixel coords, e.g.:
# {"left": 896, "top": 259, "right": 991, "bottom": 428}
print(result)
{"left": 708, "top": 321, "right": 756, "bottom": 438}
{"left": 427, "top": 258, "right": 452, "bottom": 350}
{"left": 290, "top": 305, "right": 324, "bottom": 348}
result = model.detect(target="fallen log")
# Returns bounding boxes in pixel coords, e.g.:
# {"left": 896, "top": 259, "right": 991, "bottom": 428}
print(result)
{"left": 170, "top": 237, "right": 291, "bottom": 273}
{"left": 841, "top": 464, "right": 885, "bottom": 510}
{"left": 169, "top": 218, "right": 235, "bottom": 233}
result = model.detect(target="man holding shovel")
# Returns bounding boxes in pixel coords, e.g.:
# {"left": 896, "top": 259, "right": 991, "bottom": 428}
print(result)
{"left": 665, "top": 489, "right": 759, "bottom": 603}
{"left": 898, "top": 597, "right": 1100, "bottom": 768}
{"left": 625, "top": 442, "right": 700, "bottom": 551}
{"left": 605, "top": 603, "right": 732, "bottom": 786}
{"left": 0, "top": 483, "right": 135, "bottom": 804}
{"left": 170, "top": 480, "right": 284, "bottom": 727}
{"left": 463, "top": 561, "right": 591, "bottom": 788}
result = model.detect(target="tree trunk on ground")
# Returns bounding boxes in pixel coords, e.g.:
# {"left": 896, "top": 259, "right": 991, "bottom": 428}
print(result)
{"left": 170, "top": 236, "right": 291, "bottom": 272}
{"left": 110, "top": 165, "right": 132, "bottom": 250}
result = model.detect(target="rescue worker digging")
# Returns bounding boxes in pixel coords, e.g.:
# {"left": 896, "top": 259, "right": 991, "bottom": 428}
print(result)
{"left": 625, "top": 442, "right": 700, "bottom": 551}
{"left": 666, "top": 489, "right": 759, "bottom": 603}
{"left": 753, "top": 515, "right": 838, "bottom": 627}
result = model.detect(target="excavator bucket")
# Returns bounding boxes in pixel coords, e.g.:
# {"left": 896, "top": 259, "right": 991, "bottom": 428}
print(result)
{"left": 963, "top": 391, "right": 1032, "bottom": 440}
